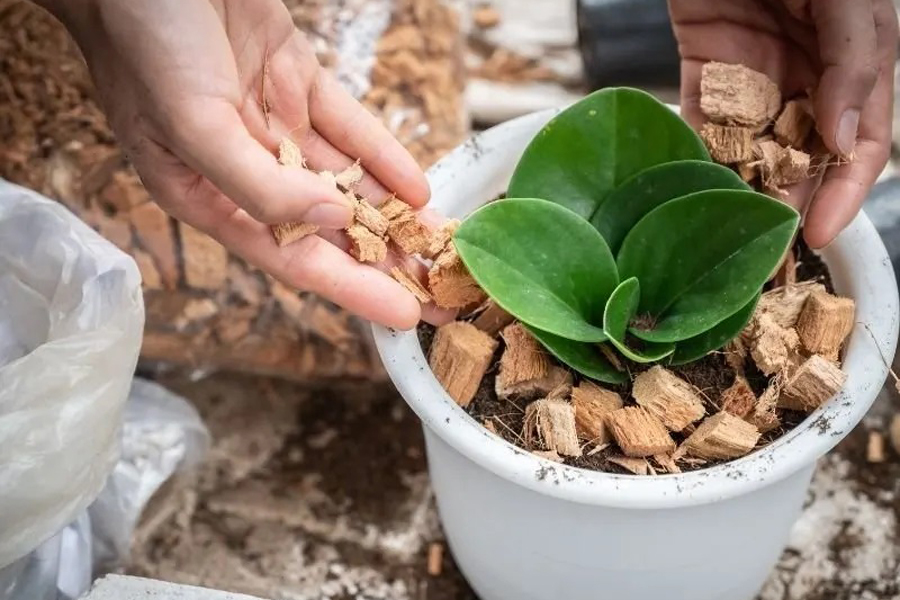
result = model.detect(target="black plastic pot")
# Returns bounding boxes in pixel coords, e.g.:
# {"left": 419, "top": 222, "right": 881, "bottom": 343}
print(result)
{"left": 863, "top": 176, "right": 900, "bottom": 286}
{"left": 576, "top": 0, "right": 680, "bottom": 89}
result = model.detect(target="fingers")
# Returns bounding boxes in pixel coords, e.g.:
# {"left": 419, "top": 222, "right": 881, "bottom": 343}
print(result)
{"left": 803, "top": 141, "right": 889, "bottom": 248}
{"left": 308, "top": 69, "right": 430, "bottom": 208}
{"left": 804, "top": 0, "right": 897, "bottom": 248}
{"left": 169, "top": 99, "right": 354, "bottom": 227}
{"left": 810, "top": 0, "right": 879, "bottom": 157}
{"left": 298, "top": 129, "right": 393, "bottom": 203}
{"left": 134, "top": 141, "right": 422, "bottom": 329}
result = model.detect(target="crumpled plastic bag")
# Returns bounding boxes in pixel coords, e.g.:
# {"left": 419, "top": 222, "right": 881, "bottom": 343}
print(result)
{"left": 0, "top": 378, "right": 209, "bottom": 600}
{"left": 89, "top": 377, "right": 209, "bottom": 572}
{"left": 0, "top": 179, "right": 144, "bottom": 569}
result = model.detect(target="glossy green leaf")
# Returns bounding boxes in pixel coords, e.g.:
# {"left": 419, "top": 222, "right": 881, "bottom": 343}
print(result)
{"left": 592, "top": 160, "right": 749, "bottom": 253}
{"left": 619, "top": 190, "right": 799, "bottom": 343}
{"left": 602, "top": 277, "right": 675, "bottom": 363}
{"left": 507, "top": 88, "right": 710, "bottom": 220}
{"left": 670, "top": 294, "right": 759, "bottom": 366}
{"left": 526, "top": 325, "right": 626, "bottom": 384}
{"left": 454, "top": 198, "right": 617, "bottom": 343}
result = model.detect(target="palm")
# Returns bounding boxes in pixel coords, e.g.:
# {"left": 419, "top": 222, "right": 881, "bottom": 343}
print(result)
{"left": 77, "top": 0, "right": 435, "bottom": 328}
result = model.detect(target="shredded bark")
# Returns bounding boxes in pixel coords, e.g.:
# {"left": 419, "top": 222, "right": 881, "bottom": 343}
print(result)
{"left": 679, "top": 412, "right": 761, "bottom": 460}
{"left": 700, "top": 123, "right": 754, "bottom": 164}
{"left": 631, "top": 366, "right": 706, "bottom": 432}
{"left": 700, "top": 62, "right": 781, "bottom": 128}
{"left": 606, "top": 407, "right": 676, "bottom": 458}
{"left": 428, "top": 245, "right": 487, "bottom": 309}
{"left": 523, "top": 398, "right": 582, "bottom": 457}
{"left": 778, "top": 355, "right": 847, "bottom": 412}
{"left": 796, "top": 290, "right": 855, "bottom": 360}
{"left": 390, "top": 266, "right": 432, "bottom": 304}
{"left": 428, "top": 322, "right": 498, "bottom": 408}
{"left": 571, "top": 381, "right": 623, "bottom": 444}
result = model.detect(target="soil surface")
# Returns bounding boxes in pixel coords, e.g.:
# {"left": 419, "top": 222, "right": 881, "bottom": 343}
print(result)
{"left": 129, "top": 367, "right": 900, "bottom": 600}
{"left": 418, "top": 237, "right": 832, "bottom": 474}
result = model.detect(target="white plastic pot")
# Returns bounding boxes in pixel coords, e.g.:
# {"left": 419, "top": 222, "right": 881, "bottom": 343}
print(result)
{"left": 372, "top": 109, "right": 900, "bottom": 600}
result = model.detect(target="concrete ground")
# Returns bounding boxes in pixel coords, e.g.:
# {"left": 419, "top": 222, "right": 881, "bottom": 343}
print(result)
{"left": 125, "top": 366, "right": 900, "bottom": 600}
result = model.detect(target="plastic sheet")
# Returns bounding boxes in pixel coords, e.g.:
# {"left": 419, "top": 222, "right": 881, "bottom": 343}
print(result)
{"left": 0, "top": 179, "right": 144, "bottom": 568}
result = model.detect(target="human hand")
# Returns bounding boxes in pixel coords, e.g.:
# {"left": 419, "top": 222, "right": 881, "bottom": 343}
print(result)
{"left": 42, "top": 0, "right": 448, "bottom": 329}
{"left": 669, "top": 0, "right": 898, "bottom": 248}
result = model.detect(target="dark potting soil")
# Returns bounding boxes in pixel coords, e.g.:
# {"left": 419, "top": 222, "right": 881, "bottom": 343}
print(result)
{"left": 418, "top": 233, "right": 835, "bottom": 475}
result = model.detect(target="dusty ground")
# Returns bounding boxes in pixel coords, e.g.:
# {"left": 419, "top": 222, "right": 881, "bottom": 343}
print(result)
{"left": 127, "top": 365, "right": 900, "bottom": 600}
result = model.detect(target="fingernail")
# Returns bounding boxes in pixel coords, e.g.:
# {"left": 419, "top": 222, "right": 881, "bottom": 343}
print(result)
{"left": 836, "top": 109, "right": 860, "bottom": 157}
{"left": 304, "top": 201, "right": 353, "bottom": 228}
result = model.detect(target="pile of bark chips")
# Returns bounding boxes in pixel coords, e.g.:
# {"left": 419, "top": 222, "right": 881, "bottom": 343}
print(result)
{"left": 0, "top": 0, "right": 467, "bottom": 383}
{"left": 422, "top": 62, "right": 857, "bottom": 475}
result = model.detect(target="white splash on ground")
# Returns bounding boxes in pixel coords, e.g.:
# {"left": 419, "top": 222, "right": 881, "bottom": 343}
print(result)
{"left": 759, "top": 454, "right": 899, "bottom": 600}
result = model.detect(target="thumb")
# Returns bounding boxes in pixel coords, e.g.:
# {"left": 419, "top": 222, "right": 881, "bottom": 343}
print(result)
{"left": 810, "top": 0, "right": 880, "bottom": 158}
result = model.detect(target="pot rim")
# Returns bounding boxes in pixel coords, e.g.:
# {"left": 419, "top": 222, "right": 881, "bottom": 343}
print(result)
{"left": 372, "top": 108, "right": 900, "bottom": 509}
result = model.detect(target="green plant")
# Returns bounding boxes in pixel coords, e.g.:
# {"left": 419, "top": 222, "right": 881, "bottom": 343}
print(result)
{"left": 453, "top": 88, "right": 800, "bottom": 383}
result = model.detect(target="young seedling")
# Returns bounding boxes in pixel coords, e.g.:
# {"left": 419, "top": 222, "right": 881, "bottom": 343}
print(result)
{"left": 452, "top": 88, "right": 800, "bottom": 380}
